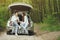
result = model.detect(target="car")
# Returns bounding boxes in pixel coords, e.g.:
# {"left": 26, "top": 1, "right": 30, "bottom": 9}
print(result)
{"left": 7, "top": 3, "right": 34, "bottom": 35}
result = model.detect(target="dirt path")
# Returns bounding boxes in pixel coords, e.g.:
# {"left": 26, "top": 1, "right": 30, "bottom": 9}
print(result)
{"left": 0, "top": 31, "right": 60, "bottom": 40}
{"left": 41, "top": 31, "right": 60, "bottom": 40}
{"left": 0, "top": 32, "right": 43, "bottom": 40}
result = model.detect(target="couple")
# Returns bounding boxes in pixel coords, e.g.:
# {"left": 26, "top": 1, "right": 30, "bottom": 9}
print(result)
{"left": 10, "top": 11, "right": 29, "bottom": 35}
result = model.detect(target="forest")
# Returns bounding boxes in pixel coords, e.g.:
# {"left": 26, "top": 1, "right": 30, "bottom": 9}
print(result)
{"left": 0, "top": 0, "right": 60, "bottom": 32}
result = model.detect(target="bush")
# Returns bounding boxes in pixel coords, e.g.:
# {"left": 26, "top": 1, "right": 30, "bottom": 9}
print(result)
{"left": 40, "top": 15, "right": 60, "bottom": 32}
{"left": 57, "top": 36, "right": 60, "bottom": 40}
{"left": 0, "top": 5, "right": 10, "bottom": 28}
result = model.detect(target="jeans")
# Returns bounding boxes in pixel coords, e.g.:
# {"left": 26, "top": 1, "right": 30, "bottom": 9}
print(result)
{"left": 12, "top": 22, "right": 20, "bottom": 34}
{"left": 20, "top": 22, "right": 29, "bottom": 34}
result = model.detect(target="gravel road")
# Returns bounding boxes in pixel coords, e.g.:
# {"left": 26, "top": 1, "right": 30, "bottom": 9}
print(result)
{"left": 0, "top": 32, "right": 43, "bottom": 40}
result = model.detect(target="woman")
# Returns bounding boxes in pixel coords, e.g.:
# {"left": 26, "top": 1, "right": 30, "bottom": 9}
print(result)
{"left": 10, "top": 11, "right": 20, "bottom": 35}
{"left": 20, "top": 12, "right": 29, "bottom": 34}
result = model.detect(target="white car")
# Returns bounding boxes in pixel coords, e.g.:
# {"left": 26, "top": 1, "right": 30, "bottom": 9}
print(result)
{"left": 7, "top": 3, "right": 34, "bottom": 34}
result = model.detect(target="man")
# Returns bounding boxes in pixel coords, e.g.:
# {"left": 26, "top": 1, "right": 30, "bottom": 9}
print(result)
{"left": 10, "top": 11, "right": 20, "bottom": 35}
{"left": 20, "top": 12, "right": 29, "bottom": 34}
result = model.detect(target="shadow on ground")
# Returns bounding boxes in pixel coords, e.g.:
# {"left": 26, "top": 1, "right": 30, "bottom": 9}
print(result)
{"left": 7, "top": 30, "right": 35, "bottom": 36}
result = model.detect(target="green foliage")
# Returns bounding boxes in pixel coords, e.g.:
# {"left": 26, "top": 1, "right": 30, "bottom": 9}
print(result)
{"left": 40, "top": 14, "right": 60, "bottom": 32}
{"left": 40, "top": 24, "right": 60, "bottom": 32}
{"left": 57, "top": 36, "right": 60, "bottom": 40}
{"left": 44, "top": 15, "right": 57, "bottom": 24}
{"left": 0, "top": 5, "right": 10, "bottom": 28}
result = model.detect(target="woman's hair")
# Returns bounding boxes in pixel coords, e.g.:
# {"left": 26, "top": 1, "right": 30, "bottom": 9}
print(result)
{"left": 14, "top": 10, "right": 18, "bottom": 13}
{"left": 23, "top": 12, "right": 26, "bottom": 16}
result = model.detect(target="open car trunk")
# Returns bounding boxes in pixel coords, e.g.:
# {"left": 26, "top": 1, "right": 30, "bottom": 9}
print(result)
{"left": 7, "top": 3, "right": 34, "bottom": 35}
{"left": 8, "top": 3, "right": 33, "bottom": 13}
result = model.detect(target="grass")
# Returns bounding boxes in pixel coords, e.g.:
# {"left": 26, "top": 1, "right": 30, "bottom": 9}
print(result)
{"left": 39, "top": 15, "right": 60, "bottom": 32}
{"left": 0, "top": 5, "right": 11, "bottom": 28}
{"left": 56, "top": 36, "right": 60, "bottom": 40}
{"left": 39, "top": 23, "right": 60, "bottom": 32}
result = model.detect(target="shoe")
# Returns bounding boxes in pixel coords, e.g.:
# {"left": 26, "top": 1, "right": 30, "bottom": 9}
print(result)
{"left": 15, "top": 33, "right": 18, "bottom": 35}
{"left": 19, "top": 26, "right": 21, "bottom": 29}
